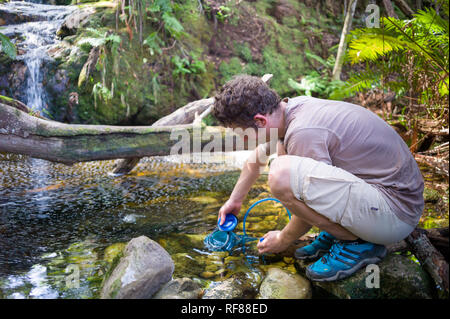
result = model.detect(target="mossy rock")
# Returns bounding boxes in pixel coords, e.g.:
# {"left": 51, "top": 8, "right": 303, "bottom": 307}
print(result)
{"left": 103, "top": 242, "right": 126, "bottom": 263}
{"left": 295, "top": 253, "right": 436, "bottom": 299}
{"left": 258, "top": 267, "right": 312, "bottom": 299}
{"left": 100, "top": 236, "right": 174, "bottom": 299}
{"left": 423, "top": 187, "right": 442, "bottom": 203}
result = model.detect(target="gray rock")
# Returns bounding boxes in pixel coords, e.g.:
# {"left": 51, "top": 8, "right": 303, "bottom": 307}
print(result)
{"left": 295, "top": 253, "right": 436, "bottom": 299}
{"left": 202, "top": 279, "right": 245, "bottom": 299}
{"left": 258, "top": 267, "right": 312, "bottom": 299}
{"left": 57, "top": 7, "right": 96, "bottom": 38}
{"left": 152, "top": 278, "right": 203, "bottom": 299}
{"left": 100, "top": 236, "right": 174, "bottom": 299}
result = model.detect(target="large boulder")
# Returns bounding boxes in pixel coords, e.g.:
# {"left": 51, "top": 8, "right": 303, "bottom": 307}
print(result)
{"left": 100, "top": 236, "right": 174, "bottom": 299}
{"left": 295, "top": 253, "right": 436, "bottom": 299}
{"left": 258, "top": 267, "right": 312, "bottom": 299}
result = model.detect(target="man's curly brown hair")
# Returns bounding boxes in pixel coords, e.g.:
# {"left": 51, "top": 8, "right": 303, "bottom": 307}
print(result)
{"left": 212, "top": 74, "right": 281, "bottom": 128}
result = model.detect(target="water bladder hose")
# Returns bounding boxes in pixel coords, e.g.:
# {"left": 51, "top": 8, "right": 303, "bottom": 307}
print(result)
{"left": 204, "top": 197, "right": 291, "bottom": 254}
{"left": 242, "top": 197, "right": 291, "bottom": 240}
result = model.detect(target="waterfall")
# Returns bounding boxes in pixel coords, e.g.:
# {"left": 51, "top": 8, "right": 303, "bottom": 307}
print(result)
{"left": 1, "top": 1, "right": 76, "bottom": 222}
{"left": 1, "top": 0, "right": 75, "bottom": 114}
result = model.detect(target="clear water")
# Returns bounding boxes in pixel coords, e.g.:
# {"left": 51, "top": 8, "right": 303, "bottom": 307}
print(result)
{"left": 0, "top": 1, "right": 293, "bottom": 299}
{"left": 0, "top": 152, "right": 291, "bottom": 299}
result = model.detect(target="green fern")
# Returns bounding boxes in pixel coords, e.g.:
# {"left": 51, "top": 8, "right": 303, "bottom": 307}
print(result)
{"left": 344, "top": 6, "right": 448, "bottom": 106}
{"left": 0, "top": 32, "right": 17, "bottom": 60}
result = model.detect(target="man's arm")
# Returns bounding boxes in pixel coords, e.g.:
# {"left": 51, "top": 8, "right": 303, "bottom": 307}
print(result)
{"left": 218, "top": 142, "right": 273, "bottom": 225}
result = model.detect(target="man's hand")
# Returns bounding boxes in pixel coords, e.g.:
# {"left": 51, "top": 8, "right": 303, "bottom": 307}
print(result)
{"left": 218, "top": 198, "right": 242, "bottom": 226}
{"left": 256, "top": 230, "right": 290, "bottom": 254}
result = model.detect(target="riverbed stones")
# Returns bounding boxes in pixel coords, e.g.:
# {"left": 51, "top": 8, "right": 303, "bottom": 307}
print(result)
{"left": 258, "top": 267, "right": 312, "bottom": 299}
{"left": 152, "top": 277, "right": 203, "bottom": 299}
{"left": 295, "top": 253, "right": 435, "bottom": 299}
{"left": 100, "top": 236, "right": 174, "bottom": 299}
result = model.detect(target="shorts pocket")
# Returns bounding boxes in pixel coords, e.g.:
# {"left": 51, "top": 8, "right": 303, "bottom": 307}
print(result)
{"left": 302, "top": 175, "right": 355, "bottom": 224}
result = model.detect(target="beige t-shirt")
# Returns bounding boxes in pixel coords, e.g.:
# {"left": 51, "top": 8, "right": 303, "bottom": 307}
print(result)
{"left": 273, "top": 96, "right": 424, "bottom": 227}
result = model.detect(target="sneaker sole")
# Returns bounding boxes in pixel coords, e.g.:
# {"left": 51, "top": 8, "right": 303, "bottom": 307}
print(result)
{"left": 295, "top": 249, "right": 329, "bottom": 261}
{"left": 305, "top": 247, "right": 387, "bottom": 282}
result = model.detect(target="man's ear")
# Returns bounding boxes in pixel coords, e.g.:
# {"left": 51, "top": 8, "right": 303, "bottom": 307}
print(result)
{"left": 253, "top": 114, "right": 267, "bottom": 128}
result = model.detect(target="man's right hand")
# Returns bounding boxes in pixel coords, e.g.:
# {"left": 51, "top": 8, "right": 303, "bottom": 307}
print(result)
{"left": 218, "top": 199, "right": 242, "bottom": 226}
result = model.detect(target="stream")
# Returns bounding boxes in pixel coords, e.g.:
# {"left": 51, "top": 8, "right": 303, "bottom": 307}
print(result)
{"left": 1, "top": 151, "right": 288, "bottom": 299}
{"left": 0, "top": 1, "right": 291, "bottom": 299}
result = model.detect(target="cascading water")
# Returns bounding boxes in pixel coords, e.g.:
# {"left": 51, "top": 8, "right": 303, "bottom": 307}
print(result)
{"left": 1, "top": 0, "right": 75, "bottom": 114}
{"left": 1, "top": 1, "right": 77, "bottom": 298}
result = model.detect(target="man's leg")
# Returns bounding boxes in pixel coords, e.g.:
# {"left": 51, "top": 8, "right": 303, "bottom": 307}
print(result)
{"left": 268, "top": 155, "right": 358, "bottom": 241}
{"left": 267, "top": 155, "right": 389, "bottom": 282}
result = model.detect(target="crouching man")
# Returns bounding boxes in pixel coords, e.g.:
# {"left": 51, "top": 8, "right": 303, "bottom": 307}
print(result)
{"left": 213, "top": 74, "right": 424, "bottom": 282}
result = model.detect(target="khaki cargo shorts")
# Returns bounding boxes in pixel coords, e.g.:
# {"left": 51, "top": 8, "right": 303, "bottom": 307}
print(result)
{"left": 287, "top": 155, "right": 415, "bottom": 245}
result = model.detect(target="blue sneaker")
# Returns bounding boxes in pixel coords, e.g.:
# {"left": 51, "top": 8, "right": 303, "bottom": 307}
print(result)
{"left": 306, "top": 240, "right": 387, "bottom": 282}
{"left": 295, "top": 231, "right": 336, "bottom": 260}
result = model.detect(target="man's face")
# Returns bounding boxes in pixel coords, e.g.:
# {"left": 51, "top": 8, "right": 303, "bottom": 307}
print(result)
{"left": 228, "top": 112, "right": 280, "bottom": 145}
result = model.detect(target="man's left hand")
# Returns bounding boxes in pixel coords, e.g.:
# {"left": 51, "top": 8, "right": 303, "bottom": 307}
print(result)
{"left": 257, "top": 230, "right": 290, "bottom": 254}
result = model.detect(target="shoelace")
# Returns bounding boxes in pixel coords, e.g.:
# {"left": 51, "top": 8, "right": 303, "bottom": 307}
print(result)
{"left": 321, "top": 241, "right": 352, "bottom": 265}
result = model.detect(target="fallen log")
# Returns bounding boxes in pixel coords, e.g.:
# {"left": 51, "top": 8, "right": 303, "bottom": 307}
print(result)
{"left": 112, "top": 97, "right": 214, "bottom": 175}
{"left": 0, "top": 102, "right": 254, "bottom": 165}
{"left": 113, "top": 74, "right": 273, "bottom": 175}
{"left": 405, "top": 228, "right": 449, "bottom": 294}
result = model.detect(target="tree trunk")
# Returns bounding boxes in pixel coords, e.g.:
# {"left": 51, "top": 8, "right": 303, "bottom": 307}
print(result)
{"left": 383, "top": 0, "right": 398, "bottom": 17}
{"left": 332, "top": 0, "right": 358, "bottom": 81}
{"left": 0, "top": 102, "right": 253, "bottom": 165}
{"left": 393, "top": 0, "right": 415, "bottom": 17}
{"left": 416, "top": 0, "right": 422, "bottom": 11}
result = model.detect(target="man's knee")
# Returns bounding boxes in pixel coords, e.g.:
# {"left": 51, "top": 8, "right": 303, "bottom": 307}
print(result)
{"left": 268, "top": 156, "right": 295, "bottom": 201}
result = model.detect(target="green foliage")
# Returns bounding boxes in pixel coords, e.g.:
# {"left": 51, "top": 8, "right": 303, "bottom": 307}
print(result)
{"left": 219, "top": 57, "right": 243, "bottom": 83}
{"left": 143, "top": 32, "right": 164, "bottom": 55}
{"left": 171, "top": 55, "right": 206, "bottom": 76}
{"left": 162, "top": 11, "right": 185, "bottom": 39}
{"left": 344, "top": 7, "right": 449, "bottom": 105}
{"left": 76, "top": 28, "right": 122, "bottom": 108}
{"left": 288, "top": 73, "right": 343, "bottom": 98}
{"left": 77, "top": 28, "right": 122, "bottom": 51}
{"left": 288, "top": 51, "right": 345, "bottom": 99}
{"left": 216, "top": 6, "right": 232, "bottom": 23}
{"left": 92, "top": 82, "right": 113, "bottom": 109}
{"left": 234, "top": 42, "right": 253, "bottom": 62}
{"left": 0, "top": 32, "right": 17, "bottom": 60}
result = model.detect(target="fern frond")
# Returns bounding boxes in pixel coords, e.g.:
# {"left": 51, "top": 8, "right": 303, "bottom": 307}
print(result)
{"left": 77, "top": 37, "right": 106, "bottom": 48}
{"left": 347, "top": 32, "right": 407, "bottom": 63}
{"left": 414, "top": 7, "right": 449, "bottom": 34}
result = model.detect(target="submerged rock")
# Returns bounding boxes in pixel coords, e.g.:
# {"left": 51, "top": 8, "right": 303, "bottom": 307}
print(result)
{"left": 100, "top": 236, "right": 174, "bottom": 299}
{"left": 202, "top": 272, "right": 260, "bottom": 299}
{"left": 202, "top": 279, "right": 245, "bottom": 299}
{"left": 295, "top": 253, "right": 435, "bottom": 299}
{"left": 258, "top": 267, "right": 312, "bottom": 299}
{"left": 152, "top": 277, "right": 203, "bottom": 299}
